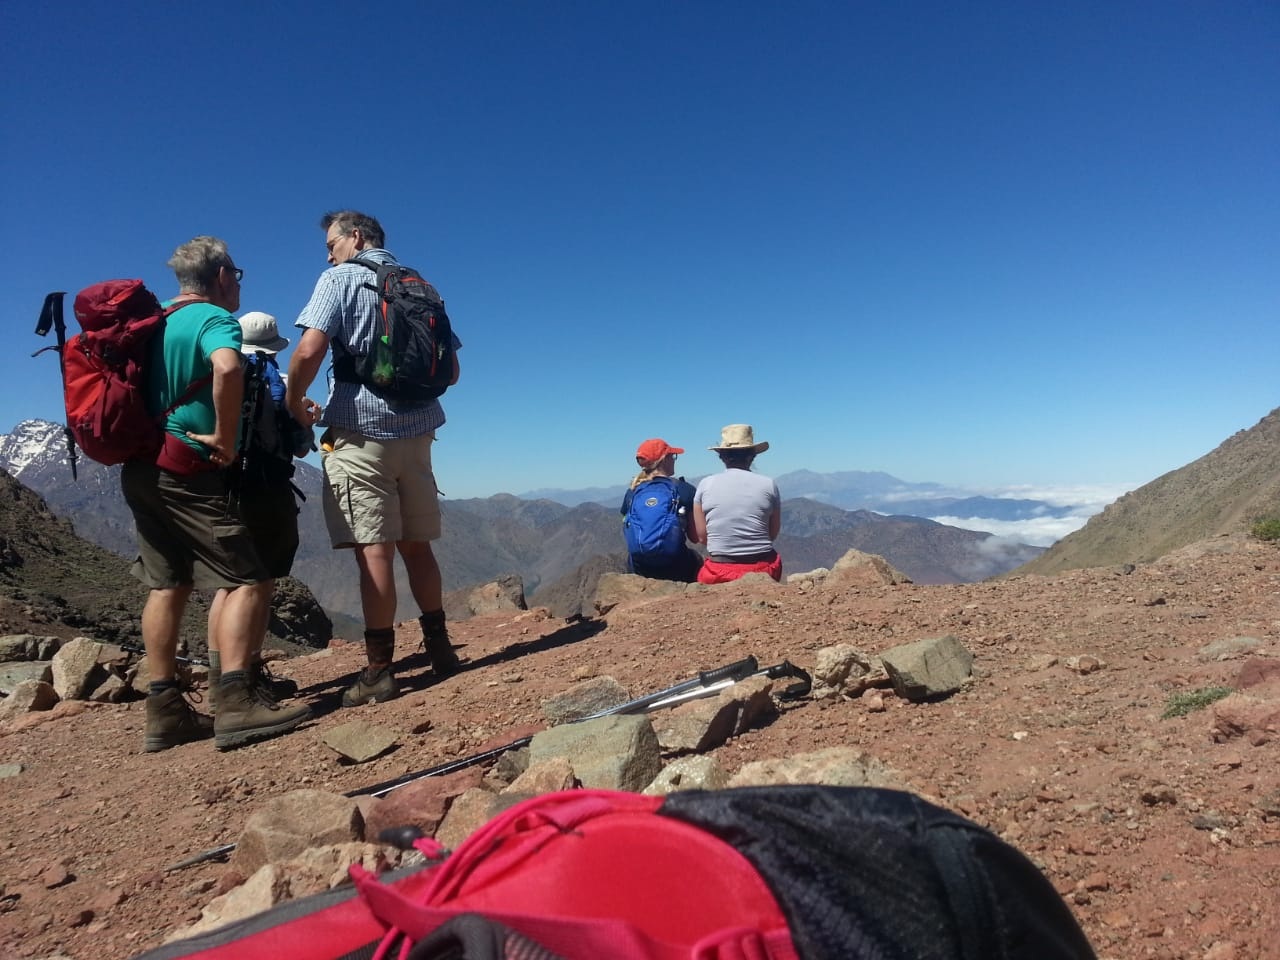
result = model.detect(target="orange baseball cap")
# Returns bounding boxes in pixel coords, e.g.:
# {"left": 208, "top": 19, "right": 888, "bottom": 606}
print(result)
{"left": 635, "top": 438, "right": 684, "bottom": 464}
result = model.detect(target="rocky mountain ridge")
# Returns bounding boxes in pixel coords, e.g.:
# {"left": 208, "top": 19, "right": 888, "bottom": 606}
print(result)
{"left": 1018, "top": 406, "right": 1280, "bottom": 575}
{"left": 0, "top": 420, "right": 1044, "bottom": 628}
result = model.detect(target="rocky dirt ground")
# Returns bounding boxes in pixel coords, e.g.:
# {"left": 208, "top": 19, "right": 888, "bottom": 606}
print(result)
{"left": 1, "top": 534, "right": 1277, "bottom": 960}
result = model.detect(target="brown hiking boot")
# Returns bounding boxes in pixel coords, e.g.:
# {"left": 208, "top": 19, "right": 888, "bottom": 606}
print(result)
{"left": 419, "top": 616, "right": 461, "bottom": 678}
{"left": 144, "top": 687, "right": 215, "bottom": 753}
{"left": 341, "top": 665, "right": 399, "bottom": 707}
{"left": 207, "top": 660, "right": 297, "bottom": 714}
{"left": 251, "top": 659, "right": 299, "bottom": 701}
{"left": 214, "top": 677, "right": 310, "bottom": 751}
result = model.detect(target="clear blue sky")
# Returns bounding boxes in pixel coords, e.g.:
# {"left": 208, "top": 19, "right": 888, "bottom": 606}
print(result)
{"left": 3, "top": 1, "right": 1276, "bottom": 501}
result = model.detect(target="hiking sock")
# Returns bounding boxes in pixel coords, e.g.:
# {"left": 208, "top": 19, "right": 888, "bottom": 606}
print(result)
{"left": 207, "top": 650, "right": 222, "bottom": 687}
{"left": 149, "top": 680, "right": 179, "bottom": 697}
{"left": 419, "top": 609, "right": 446, "bottom": 632}
{"left": 219, "top": 670, "right": 249, "bottom": 688}
{"left": 363, "top": 628, "right": 396, "bottom": 671}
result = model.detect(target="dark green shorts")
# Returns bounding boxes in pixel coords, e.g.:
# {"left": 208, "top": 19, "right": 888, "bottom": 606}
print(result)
{"left": 238, "top": 480, "right": 300, "bottom": 579}
{"left": 121, "top": 461, "right": 269, "bottom": 590}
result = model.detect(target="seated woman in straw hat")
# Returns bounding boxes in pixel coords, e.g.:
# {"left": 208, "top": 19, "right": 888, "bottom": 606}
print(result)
{"left": 691, "top": 424, "right": 782, "bottom": 584}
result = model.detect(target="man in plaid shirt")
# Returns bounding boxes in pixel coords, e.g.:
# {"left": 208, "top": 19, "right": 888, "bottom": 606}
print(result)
{"left": 286, "top": 210, "right": 462, "bottom": 707}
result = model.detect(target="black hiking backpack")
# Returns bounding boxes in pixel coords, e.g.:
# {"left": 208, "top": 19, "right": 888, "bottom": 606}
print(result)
{"left": 237, "top": 352, "right": 310, "bottom": 489}
{"left": 333, "top": 256, "right": 456, "bottom": 404}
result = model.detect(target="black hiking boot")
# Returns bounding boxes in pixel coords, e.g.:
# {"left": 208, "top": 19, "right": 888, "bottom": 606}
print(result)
{"left": 419, "top": 612, "right": 461, "bottom": 678}
{"left": 214, "top": 677, "right": 310, "bottom": 751}
{"left": 144, "top": 688, "right": 215, "bottom": 753}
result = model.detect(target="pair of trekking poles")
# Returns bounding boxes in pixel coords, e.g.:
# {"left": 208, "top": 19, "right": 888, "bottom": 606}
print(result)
{"left": 168, "top": 654, "right": 811, "bottom": 870}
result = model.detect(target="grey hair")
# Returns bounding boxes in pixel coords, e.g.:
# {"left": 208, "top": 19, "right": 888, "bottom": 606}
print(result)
{"left": 167, "top": 236, "right": 233, "bottom": 294}
{"left": 321, "top": 210, "right": 385, "bottom": 249}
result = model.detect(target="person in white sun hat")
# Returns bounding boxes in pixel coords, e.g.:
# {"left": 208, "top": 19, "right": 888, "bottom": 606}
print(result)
{"left": 691, "top": 424, "right": 782, "bottom": 584}
{"left": 206, "top": 311, "right": 316, "bottom": 715}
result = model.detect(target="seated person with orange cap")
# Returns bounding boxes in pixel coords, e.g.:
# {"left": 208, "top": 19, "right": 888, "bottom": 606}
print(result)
{"left": 619, "top": 438, "right": 702, "bottom": 583}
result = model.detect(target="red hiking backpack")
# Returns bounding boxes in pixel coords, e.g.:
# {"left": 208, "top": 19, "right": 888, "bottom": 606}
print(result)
{"left": 132, "top": 786, "right": 1095, "bottom": 960}
{"left": 34, "top": 280, "right": 210, "bottom": 474}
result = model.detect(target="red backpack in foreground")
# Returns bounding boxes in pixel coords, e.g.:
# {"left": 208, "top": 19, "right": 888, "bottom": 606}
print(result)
{"left": 34, "top": 280, "right": 208, "bottom": 474}
{"left": 133, "top": 786, "right": 1095, "bottom": 960}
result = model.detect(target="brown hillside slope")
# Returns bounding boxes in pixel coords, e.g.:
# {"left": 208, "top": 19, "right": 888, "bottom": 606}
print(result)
{"left": 1017, "top": 407, "right": 1280, "bottom": 575}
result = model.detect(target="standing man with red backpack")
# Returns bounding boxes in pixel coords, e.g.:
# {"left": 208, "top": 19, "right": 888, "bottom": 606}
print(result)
{"left": 122, "top": 237, "right": 310, "bottom": 752}
{"left": 285, "top": 211, "right": 462, "bottom": 708}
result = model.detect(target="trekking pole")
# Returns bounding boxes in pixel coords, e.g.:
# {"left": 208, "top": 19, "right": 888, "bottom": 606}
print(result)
{"left": 165, "top": 654, "right": 811, "bottom": 871}
{"left": 32, "top": 291, "right": 78, "bottom": 480}
{"left": 111, "top": 641, "right": 209, "bottom": 668}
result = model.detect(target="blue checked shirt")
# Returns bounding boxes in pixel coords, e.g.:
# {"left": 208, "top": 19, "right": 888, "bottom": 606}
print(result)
{"left": 295, "top": 249, "right": 461, "bottom": 439}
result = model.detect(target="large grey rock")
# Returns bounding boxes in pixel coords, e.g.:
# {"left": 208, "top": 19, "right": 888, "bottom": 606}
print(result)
{"left": 1197, "top": 636, "right": 1263, "bottom": 662}
{"left": 827, "top": 549, "right": 912, "bottom": 586}
{"left": 0, "top": 635, "right": 62, "bottom": 662}
{"left": 51, "top": 637, "right": 106, "bottom": 701}
{"left": 529, "top": 714, "right": 662, "bottom": 791}
{"left": 651, "top": 676, "right": 776, "bottom": 754}
{"left": 811, "top": 645, "right": 874, "bottom": 699}
{"left": 0, "top": 679, "right": 59, "bottom": 722}
{"left": 444, "top": 575, "right": 527, "bottom": 621}
{"left": 728, "top": 746, "right": 901, "bottom": 789}
{"left": 593, "top": 573, "right": 688, "bottom": 616}
{"left": 542, "top": 676, "right": 631, "bottom": 725}
{"left": 0, "top": 661, "right": 53, "bottom": 694}
{"left": 880, "top": 634, "right": 974, "bottom": 701}
{"left": 643, "top": 756, "right": 729, "bottom": 795}
{"left": 504, "top": 756, "right": 577, "bottom": 795}
{"left": 231, "top": 790, "right": 363, "bottom": 877}
{"left": 322, "top": 721, "right": 400, "bottom": 763}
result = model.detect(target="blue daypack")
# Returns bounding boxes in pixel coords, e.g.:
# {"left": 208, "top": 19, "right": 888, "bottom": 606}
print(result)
{"left": 623, "top": 476, "right": 686, "bottom": 563}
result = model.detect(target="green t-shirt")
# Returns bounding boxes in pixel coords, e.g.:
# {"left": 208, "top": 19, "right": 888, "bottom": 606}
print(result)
{"left": 150, "top": 301, "right": 243, "bottom": 453}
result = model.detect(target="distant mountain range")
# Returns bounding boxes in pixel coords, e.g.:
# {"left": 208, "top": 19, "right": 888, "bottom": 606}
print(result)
{"left": 1, "top": 419, "right": 1049, "bottom": 626}
{"left": 4, "top": 406, "right": 1277, "bottom": 630}
{"left": 522, "top": 469, "right": 1083, "bottom": 522}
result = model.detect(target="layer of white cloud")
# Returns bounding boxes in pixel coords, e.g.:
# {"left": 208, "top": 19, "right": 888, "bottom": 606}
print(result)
{"left": 929, "top": 514, "right": 1092, "bottom": 547}
{"left": 978, "top": 483, "right": 1135, "bottom": 510}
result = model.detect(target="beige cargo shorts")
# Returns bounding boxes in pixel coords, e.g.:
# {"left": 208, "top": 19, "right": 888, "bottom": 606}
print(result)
{"left": 320, "top": 427, "right": 441, "bottom": 547}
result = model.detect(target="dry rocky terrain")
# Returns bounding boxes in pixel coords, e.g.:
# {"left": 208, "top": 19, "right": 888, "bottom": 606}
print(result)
{"left": 1, "top": 534, "right": 1278, "bottom": 960}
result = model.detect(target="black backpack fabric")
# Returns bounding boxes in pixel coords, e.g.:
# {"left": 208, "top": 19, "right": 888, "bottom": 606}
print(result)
{"left": 333, "top": 257, "right": 455, "bottom": 404}
{"left": 238, "top": 352, "right": 308, "bottom": 489}
{"left": 661, "top": 785, "right": 1095, "bottom": 960}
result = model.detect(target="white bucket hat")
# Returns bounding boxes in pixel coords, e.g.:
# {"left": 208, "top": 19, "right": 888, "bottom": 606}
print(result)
{"left": 238, "top": 311, "right": 289, "bottom": 354}
{"left": 708, "top": 424, "right": 769, "bottom": 454}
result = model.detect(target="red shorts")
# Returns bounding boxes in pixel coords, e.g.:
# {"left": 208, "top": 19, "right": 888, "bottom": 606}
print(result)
{"left": 697, "top": 554, "right": 783, "bottom": 585}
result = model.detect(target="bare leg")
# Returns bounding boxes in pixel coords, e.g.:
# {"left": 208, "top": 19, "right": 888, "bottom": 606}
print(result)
{"left": 209, "top": 581, "right": 273, "bottom": 663}
{"left": 142, "top": 586, "right": 193, "bottom": 682}
{"left": 397, "top": 540, "right": 442, "bottom": 613}
{"left": 211, "top": 581, "right": 273, "bottom": 672}
{"left": 208, "top": 588, "right": 226, "bottom": 656}
{"left": 354, "top": 543, "right": 398, "bottom": 631}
